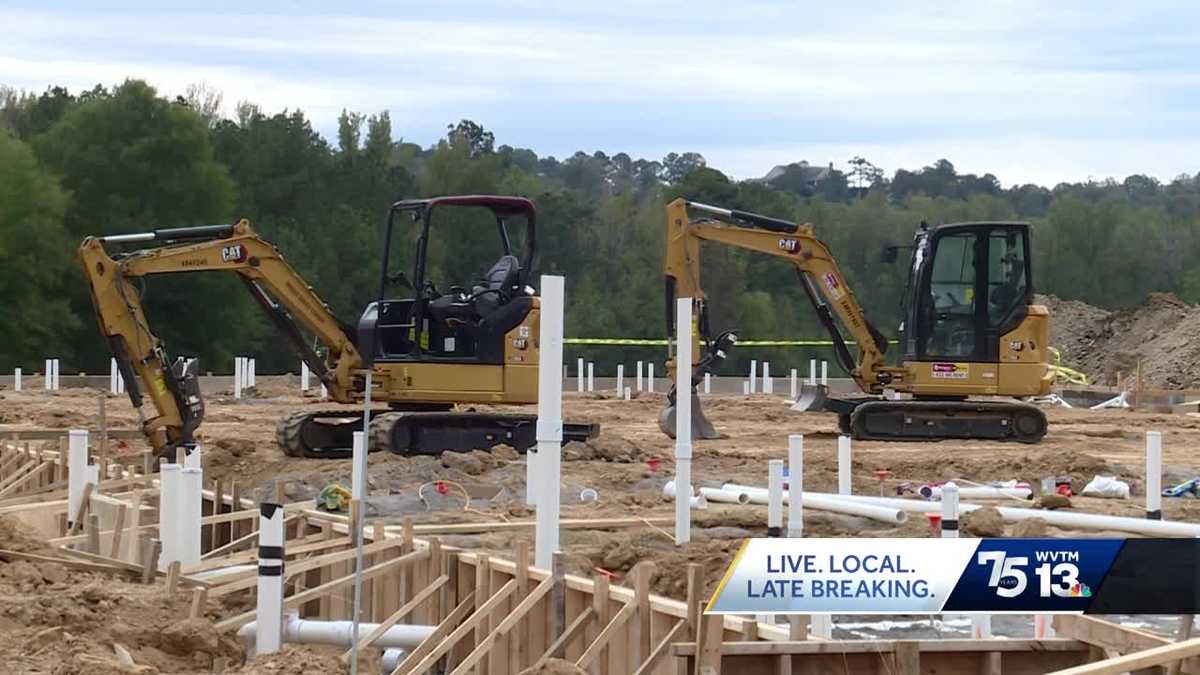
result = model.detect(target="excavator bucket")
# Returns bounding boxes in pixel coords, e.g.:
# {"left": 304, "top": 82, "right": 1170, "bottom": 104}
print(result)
{"left": 790, "top": 383, "right": 829, "bottom": 412}
{"left": 658, "top": 392, "right": 722, "bottom": 440}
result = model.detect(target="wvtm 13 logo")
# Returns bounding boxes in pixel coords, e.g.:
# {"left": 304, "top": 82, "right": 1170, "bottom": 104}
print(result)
{"left": 976, "top": 550, "right": 1091, "bottom": 599}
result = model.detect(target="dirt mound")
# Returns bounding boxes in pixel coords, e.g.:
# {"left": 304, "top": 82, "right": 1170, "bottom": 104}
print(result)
{"left": 521, "top": 659, "right": 588, "bottom": 675}
{"left": 231, "top": 645, "right": 362, "bottom": 674}
{"left": 0, "top": 515, "right": 50, "bottom": 553}
{"left": 1038, "top": 292, "right": 1200, "bottom": 388}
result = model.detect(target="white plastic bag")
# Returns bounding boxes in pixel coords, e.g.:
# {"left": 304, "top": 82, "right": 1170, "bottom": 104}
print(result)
{"left": 1081, "top": 475, "right": 1130, "bottom": 499}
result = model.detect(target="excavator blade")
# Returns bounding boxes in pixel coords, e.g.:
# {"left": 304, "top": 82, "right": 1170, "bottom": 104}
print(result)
{"left": 658, "top": 392, "right": 722, "bottom": 440}
{"left": 789, "top": 383, "right": 829, "bottom": 412}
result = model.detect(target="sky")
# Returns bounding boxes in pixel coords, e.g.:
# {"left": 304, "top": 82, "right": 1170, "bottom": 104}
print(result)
{"left": 3, "top": 1, "right": 1199, "bottom": 187}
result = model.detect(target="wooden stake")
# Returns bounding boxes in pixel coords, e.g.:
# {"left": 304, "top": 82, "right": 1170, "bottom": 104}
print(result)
{"left": 86, "top": 513, "right": 100, "bottom": 554}
{"left": 108, "top": 504, "right": 128, "bottom": 559}
{"left": 552, "top": 552, "right": 566, "bottom": 642}
{"left": 510, "top": 540, "right": 530, "bottom": 673}
{"left": 165, "top": 560, "right": 181, "bottom": 598}
{"left": 68, "top": 482, "right": 94, "bottom": 535}
{"left": 1167, "top": 616, "right": 1196, "bottom": 675}
{"left": 140, "top": 536, "right": 160, "bottom": 583}
{"left": 696, "top": 612, "right": 725, "bottom": 675}
{"left": 125, "top": 491, "right": 143, "bottom": 563}
{"left": 190, "top": 587, "right": 207, "bottom": 619}
{"left": 895, "top": 640, "right": 921, "bottom": 675}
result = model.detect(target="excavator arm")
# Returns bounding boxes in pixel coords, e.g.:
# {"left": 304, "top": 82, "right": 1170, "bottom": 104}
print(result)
{"left": 78, "top": 220, "right": 363, "bottom": 455}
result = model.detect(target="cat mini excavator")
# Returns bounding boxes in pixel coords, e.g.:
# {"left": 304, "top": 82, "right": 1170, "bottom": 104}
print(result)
{"left": 78, "top": 195, "right": 598, "bottom": 459}
{"left": 659, "top": 198, "right": 1053, "bottom": 443}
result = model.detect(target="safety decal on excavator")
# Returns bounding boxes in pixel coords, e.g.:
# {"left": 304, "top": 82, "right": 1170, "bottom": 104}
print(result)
{"left": 931, "top": 362, "right": 969, "bottom": 379}
{"left": 822, "top": 272, "right": 844, "bottom": 299}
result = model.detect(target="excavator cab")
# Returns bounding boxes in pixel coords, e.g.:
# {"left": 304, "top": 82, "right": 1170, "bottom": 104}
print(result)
{"left": 361, "top": 196, "right": 537, "bottom": 365}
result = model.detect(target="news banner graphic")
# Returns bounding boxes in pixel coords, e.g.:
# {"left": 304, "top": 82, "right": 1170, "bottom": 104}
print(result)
{"left": 707, "top": 538, "right": 1200, "bottom": 614}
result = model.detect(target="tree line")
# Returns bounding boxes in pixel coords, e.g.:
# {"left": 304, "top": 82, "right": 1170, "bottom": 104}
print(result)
{"left": 2, "top": 79, "right": 1199, "bottom": 375}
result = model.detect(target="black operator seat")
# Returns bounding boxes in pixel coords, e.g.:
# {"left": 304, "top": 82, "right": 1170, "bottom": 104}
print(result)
{"left": 472, "top": 254, "right": 521, "bottom": 316}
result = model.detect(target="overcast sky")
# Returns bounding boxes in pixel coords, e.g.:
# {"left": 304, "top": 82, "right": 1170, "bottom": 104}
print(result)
{"left": 3, "top": 1, "right": 1198, "bottom": 186}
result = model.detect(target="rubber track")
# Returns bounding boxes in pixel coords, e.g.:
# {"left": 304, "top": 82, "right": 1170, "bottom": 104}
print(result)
{"left": 849, "top": 399, "right": 1048, "bottom": 444}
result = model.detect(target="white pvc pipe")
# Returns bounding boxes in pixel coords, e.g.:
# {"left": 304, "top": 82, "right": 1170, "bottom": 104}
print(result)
{"left": 587, "top": 362, "right": 594, "bottom": 392}
{"left": 13, "top": 367, "right": 20, "bottom": 392}
{"left": 648, "top": 363, "right": 654, "bottom": 393}
{"left": 241, "top": 615, "right": 434, "bottom": 650}
{"left": 381, "top": 648, "right": 407, "bottom": 672}
{"left": 180, "top": 467, "right": 202, "bottom": 565}
{"left": 941, "top": 482, "right": 959, "bottom": 539}
{"left": 920, "top": 485, "right": 1032, "bottom": 500}
{"left": 821, "top": 361, "right": 828, "bottom": 386}
{"left": 301, "top": 361, "right": 310, "bottom": 391}
{"left": 833, "top": 492, "right": 1200, "bottom": 537}
{"left": 698, "top": 486, "right": 749, "bottom": 504}
{"left": 535, "top": 275, "right": 565, "bottom": 569}
{"left": 117, "top": 366, "right": 124, "bottom": 394}
{"left": 159, "top": 463, "right": 181, "bottom": 570}
{"left": 110, "top": 358, "right": 118, "bottom": 394}
{"left": 722, "top": 484, "right": 908, "bottom": 525}
{"left": 704, "top": 372, "right": 711, "bottom": 394}
{"left": 749, "top": 359, "right": 757, "bottom": 394}
{"left": 790, "top": 369, "right": 797, "bottom": 399}
{"left": 249, "top": 358, "right": 256, "bottom": 388}
{"left": 788, "top": 435, "right": 804, "bottom": 537}
{"left": 742, "top": 381, "right": 750, "bottom": 395}
{"left": 768, "top": 460, "right": 784, "bottom": 536}
{"left": 675, "top": 297, "right": 694, "bottom": 544}
{"left": 190, "top": 564, "right": 256, "bottom": 581}
{"left": 1146, "top": 431, "right": 1162, "bottom": 520}
{"left": 837, "top": 435, "right": 852, "bottom": 495}
{"left": 763, "top": 362, "right": 772, "bottom": 394}
{"left": 67, "top": 429, "right": 89, "bottom": 527}
{"left": 183, "top": 444, "right": 202, "bottom": 470}
{"left": 623, "top": 387, "right": 631, "bottom": 401}
{"left": 52, "top": 359, "right": 59, "bottom": 390}
{"left": 352, "top": 431, "right": 367, "bottom": 500}
{"left": 809, "top": 359, "right": 817, "bottom": 385}
{"left": 576, "top": 358, "right": 584, "bottom": 393}
{"left": 234, "top": 357, "right": 243, "bottom": 399}
{"left": 811, "top": 614, "right": 833, "bottom": 639}
{"left": 637, "top": 361, "right": 643, "bottom": 392}
{"left": 661, "top": 481, "right": 708, "bottom": 509}
{"left": 616, "top": 364, "right": 624, "bottom": 394}
{"left": 256, "top": 503, "right": 285, "bottom": 654}
{"left": 44, "top": 359, "right": 52, "bottom": 390}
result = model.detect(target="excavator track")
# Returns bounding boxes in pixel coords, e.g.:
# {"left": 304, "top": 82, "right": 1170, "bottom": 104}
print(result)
{"left": 845, "top": 399, "right": 1048, "bottom": 444}
{"left": 276, "top": 408, "right": 601, "bottom": 458}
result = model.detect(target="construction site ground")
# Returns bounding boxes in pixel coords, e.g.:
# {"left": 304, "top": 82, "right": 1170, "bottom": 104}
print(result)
{"left": 5, "top": 377, "right": 1200, "bottom": 655}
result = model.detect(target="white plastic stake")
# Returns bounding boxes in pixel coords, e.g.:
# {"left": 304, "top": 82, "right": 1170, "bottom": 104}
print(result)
{"left": 351, "top": 431, "right": 367, "bottom": 500}
{"left": 821, "top": 361, "right": 828, "bottom": 386}
{"left": 67, "top": 429, "right": 89, "bottom": 527}
{"left": 1146, "top": 431, "right": 1162, "bottom": 520}
{"left": 674, "top": 297, "right": 694, "bottom": 545}
{"left": 742, "top": 381, "right": 750, "bottom": 395}
{"left": 110, "top": 358, "right": 118, "bottom": 394}
{"left": 577, "top": 358, "right": 584, "bottom": 393}
{"left": 301, "top": 361, "right": 310, "bottom": 391}
{"left": 234, "top": 357, "right": 243, "bottom": 399}
{"left": 809, "top": 359, "right": 817, "bottom": 385}
{"left": 790, "top": 369, "right": 798, "bottom": 398}
{"left": 704, "top": 372, "right": 711, "bottom": 394}
{"left": 787, "top": 435, "right": 804, "bottom": 537}
{"left": 180, "top": 467, "right": 202, "bottom": 565}
{"left": 13, "top": 367, "right": 20, "bottom": 392}
{"left": 249, "top": 358, "right": 256, "bottom": 388}
{"left": 535, "top": 275, "right": 565, "bottom": 569}
{"left": 648, "top": 363, "right": 654, "bottom": 393}
{"left": 838, "top": 435, "right": 852, "bottom": 495}
{"left": 44, "top": 359, "right": 52, "bottom": 390}
{"left": 763, "top": 362, "right": 772, "bottom": 394}
{"left": 587, "top": 362, "right": 594, "bottom": 392}
{"left": 623, "top": 386, "right": 631, "bottom": 401}
{"left": 616, "top": 364, "right": 624, "bottom": 394}
{"left": 636, "top": 361, "right": 644, "bottom": 392}
{"left": 159, "top": 463, "right": 181, "bottom": 569}
{"left": 117, "top": 368, "right": 124, "bottom": 394}
{"left": 768, "top": 459, "right": 784, "bottom": 537}
{"left": 941, "top": 482, "right": 959, "bottom": 539}
{"left": 749, "top": 359, "right": 757, "bottom": 394}
{"left": 256, "top": 503, "right": 285, "bottom": 654}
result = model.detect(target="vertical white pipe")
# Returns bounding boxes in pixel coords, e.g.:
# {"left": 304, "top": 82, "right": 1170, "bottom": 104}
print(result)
{"left": 44, "top": 359, "right": 52, "bottom": 390}
{"left": 576, "top": 357, "right": 584, "bottom": 393}
{"left": 821, "top": 361, "right": 828, "bottom": 386}
{"left": 301, "top": 361, "right": 310, "bottom": 391}
{"left": 763, "top": 362, "right": 772, "bottom": 394}
{"left": 587, "top": 362, "right": 594, "bottom": 392}
{"left": 637, "top": 361, "right": 644, "bottom": 392}
{"left": 838, "top": 435, "right": 852, "bottom": 495}
{"left": 811, "top": 614, "right": 833, "bottom": 639}
{"left": 941, "top": 482, "right": 959, "bottom": 539}
{"left": 648, "top": 363, "right": 654, "bottom": 393}
{"left": 117, "top": 368, "right": 124, "bottom": 394}
{"left": 183, "top": 444, "right": 202, "bottom": 470}
{"left": 1146, "top": 431, "right": 1162, "bottom": 519}
{"left": 234, "top": 357, "right": 243, "bottom": 399}
{"left": 351, "top": 431, "right": 367, "bottom": 500}
{"left": 623, "top": 387, "right": 631, "bottom": 401}
{"left": 67, "top": 429, "right": 89, "bottom": 527}
{"left": 787, "top": 435, "right": 804, "bottom": 538}
{"left": 675, "top": 297, "right": 693, "bottom": 546}
{"left": 703, "top": 372, "right": 711, "bottom": 394}
{"left": 535, "top": 275, "right": 565, "bottom": 569}
{"left": 180, "top": 467, "right": 202, "bottom": 566}
{"left": 768, "top": 459, "right": 784, "bottom": 537}
{"left": 249, "top": 358, "right": 256, "bottom": 388}
{"left": 320, "top": 384, "right": 328, "bottom": 399}
{"left": 742, "top": 381, "right": 750, "bottom": 395}
{"left": 54, "top": 359, "right": 60, "bottom": 390}
{"left": 256, "top": 503, "right": 285, "bottom": 655}
{"left": 809, "top": 359, "right": 817, "bottom": 385}
{"left": 13, "top": 367, "right": 20, "bottom": 392}
{"left": 790, "top": 369, "right": 797, "bottom": 399}
{"left": 749, "top": 359, "right": 757, "bottom": 394}
{"left": 110, "top": 358, "right": 118, "bottom": 394}
{"left": 159, "top": 463, "right": 181, "bottom": 569}
{"left": 616, "top": 364, "right": 624, "bottom": 394}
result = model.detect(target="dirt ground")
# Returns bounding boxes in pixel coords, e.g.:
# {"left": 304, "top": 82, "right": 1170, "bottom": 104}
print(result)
{"left": 5, "top": 381, "right": 1200, "bottom": 605}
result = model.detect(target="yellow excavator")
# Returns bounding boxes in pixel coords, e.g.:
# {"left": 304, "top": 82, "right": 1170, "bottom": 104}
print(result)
{"left": 78, "top": 195, "right": 598, "bottom": 458}
{"left": 659, "top": 198, "right": 1053, "bottom": 443}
